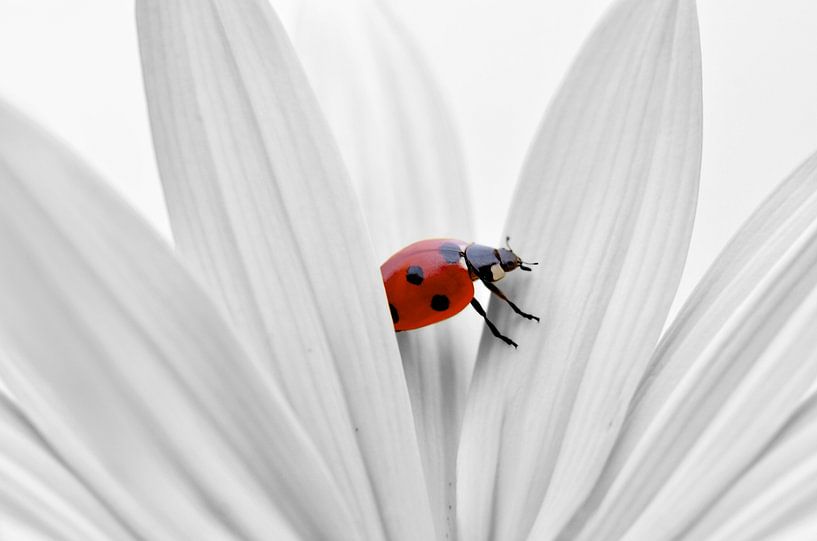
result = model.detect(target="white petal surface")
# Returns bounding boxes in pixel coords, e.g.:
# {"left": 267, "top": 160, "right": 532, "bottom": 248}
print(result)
{"left": 395, "top": 323, "right": 474, "bottom": 540}
{"left": 599, "top": 150, "right": 817, "bottom": 472}
{"left": 612, "top": 242, "right": 817, "bottom": 539}
{"left": 137, "top": 1, "right": 434, "bottom": 538}
{"left": 682, "top": 395, "right": 817, "bottom": 540}
{"left": 290, "top": 2, "right": 475, "bottom": 538}
{"left": 457, "top": 0, "right": 702, "bottom": 539}
{"left": 0, "top": 101, "right": 358, "bottom": 540}
{"left": 289, "top": 0, "right": 472, "bottom": 262}
{"left": 0, "top": 394, "right": 130, "bottom": 541}
{"left": 564, "top": 151, "right": 817, "bottom": 538}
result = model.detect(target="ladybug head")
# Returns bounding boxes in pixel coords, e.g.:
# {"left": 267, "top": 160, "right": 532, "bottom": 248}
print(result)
{"left": 497, "top": 247, "right": 522, "bottom": 272}
{"left": 465, "top": 238, "right": 538, "bottom": 283}
{"left": 500, "top": 237, "right": 538, "bottom": 272}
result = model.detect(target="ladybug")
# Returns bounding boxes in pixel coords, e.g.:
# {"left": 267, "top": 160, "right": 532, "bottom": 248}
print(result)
{"left": 381, "top": 237, "right": 539, "bottom": 348}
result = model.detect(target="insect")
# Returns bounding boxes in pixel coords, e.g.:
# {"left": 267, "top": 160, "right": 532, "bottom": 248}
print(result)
{"left": 381, "top": 237, "right": 539, "bottom": 348}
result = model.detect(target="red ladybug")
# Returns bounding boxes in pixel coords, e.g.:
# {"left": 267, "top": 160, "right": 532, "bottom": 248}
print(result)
{"left": 381, "top": 237, "right": 538, "bottom": 348}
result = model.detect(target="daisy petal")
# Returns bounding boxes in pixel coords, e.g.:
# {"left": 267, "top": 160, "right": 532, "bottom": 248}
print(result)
{"left": 0, "top": 395, "right": 130, "bottom": 541}
{"left": 683, "top": 395, "right": 817, "bottom": 540}
{"left": 599, "top": 150, "right": 817, "bottom": 469}
{"left": 289, "top": 0, "right": 473, "bottom": 261}
{"left": 606, "top": 250, "right": 817, "bottom": 539}
{"left": 563, "top": 151, "right": 817, "bottom": 538}
{"left": 456, "top": 0, "right": 702, "bottom": 538}
{"left": 290, "top": 2, "right": 475, "bottom": 536}
{"left": 0, "top": 101, "right": 358, "bottom": 540}
{"left": 136, "top": 1, "right": 434, "bottom": 538}
{"left": 395, "top": 322, "right": 475, "bottom": 540}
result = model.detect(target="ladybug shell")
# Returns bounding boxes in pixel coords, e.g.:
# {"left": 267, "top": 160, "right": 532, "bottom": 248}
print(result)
{"left": 381, "top": 239, "right": 474, "bottom": 331}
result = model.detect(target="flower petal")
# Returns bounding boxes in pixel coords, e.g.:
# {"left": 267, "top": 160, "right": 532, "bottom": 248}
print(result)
{"left": 605, "top": 251, "right": 817, "bottom": 539}
{"left": 289, "top": 2, "right": 476, "bottom": 537}
{"left": 0, "top": 101, "right": 358, "bottom": 540}
{"left": 602, "top": 150, "right": 817, "bottom": 467}
{"left": 0, "top": 394, "right": 130, "bottom": 541}
{"left": 682, "top": 395, "right": 817, "bottom": 540}
{"left": 456, "top": 0, "right": 702, "bottom": 538}
{"left": 562, "top": 151, "right": 817, "bottom": 538}
{"left": 136, "top": 1, "right": 434, "bottom": 538}
{"left": 395, "top": 323, "right": 475, "bottom": 540}
{"left": 289, "top": 0, "right": 473, "bottom": 261}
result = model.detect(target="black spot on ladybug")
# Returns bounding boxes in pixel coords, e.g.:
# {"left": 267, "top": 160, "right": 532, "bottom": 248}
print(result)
{"left": 439, "top": 243, "right": 461, "bottom": 264}
{"left": 389, "top": 303, "right": 399, "bottom": 324}
{"left": 431, "top": 294, "right": 450, "bottom": 311}
{"left": 406, "top": 265, "right": 424, "bottom": 285}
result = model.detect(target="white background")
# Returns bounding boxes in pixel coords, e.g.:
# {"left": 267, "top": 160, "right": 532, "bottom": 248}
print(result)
{"left": 0, "top": 0, "right": 815, "bottom": 319}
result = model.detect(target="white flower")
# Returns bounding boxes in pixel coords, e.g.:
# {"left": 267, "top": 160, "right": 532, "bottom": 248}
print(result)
{"left": 1, "top": 0, "right": 817, "bottom": 540}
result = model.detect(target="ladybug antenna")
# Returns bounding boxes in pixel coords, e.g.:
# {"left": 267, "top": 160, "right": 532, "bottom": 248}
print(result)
{"left": 506, "top": 236, "right": 538, "bottom": 270}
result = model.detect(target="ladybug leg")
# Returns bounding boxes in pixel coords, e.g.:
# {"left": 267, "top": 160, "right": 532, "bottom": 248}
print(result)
{"left": 481, "top": 281, "right": 540, "bottom": 322}
{"left": 470, "top": 298, "right": 518, "bottom": 348}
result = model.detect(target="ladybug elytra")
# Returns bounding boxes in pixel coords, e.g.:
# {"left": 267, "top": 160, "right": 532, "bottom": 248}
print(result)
{"left": 381, "top": 237, "right": 538, "bottom": 348}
